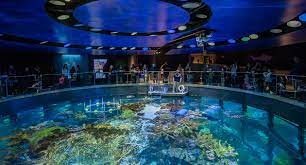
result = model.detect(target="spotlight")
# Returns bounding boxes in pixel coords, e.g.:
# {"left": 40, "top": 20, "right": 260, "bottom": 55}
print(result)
{"left": 49, "top": 0, "right": 65, "bottom": 6}
{"left": 249, "top": 34, "right": 259, "bottom": 39}
{"left": 241, "top": 37, "right": 250, "bottom": 42}
{"left": 40, "top": 41, "right": 48, "bottom": 44}
{"left": 182, "top": 2, "right": 201, "bottom": 9}
{"left": 299, "top": 13, "right": 306, "bottom": 22}
{"left": 270, "top": 29, "right": 282, "bottom": 34}
{"left": 178, "top": 25, "right": 187, "bottom": 31}
{"left": 57, "top": 15, "right": 70, "bottom": 20}
{"left": 208, "top": 42, "right": 215, "bottom": 46}
{"left": 228, "top": 39, "right": 236, "bottom": 44}
{"left": 287, "top": 20, "right": 302, "bottom": 28}
{"left": 131, "top": 32, "right": 138, "bottom": 36}
{"left": 64, "top": 43, "right": 71, "bottom": 47}
{"left": 177, "top": 45, "right": 183, "bottom": 49}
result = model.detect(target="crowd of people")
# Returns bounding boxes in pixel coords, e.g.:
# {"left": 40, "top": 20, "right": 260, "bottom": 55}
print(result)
{"left": 0, "top": 56, "right": 305, "bottom": 99}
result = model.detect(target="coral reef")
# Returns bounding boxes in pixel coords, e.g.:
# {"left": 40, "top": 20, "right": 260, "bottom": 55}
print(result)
{"left": 121, "top": 102, "right": 145, "bottom": 112}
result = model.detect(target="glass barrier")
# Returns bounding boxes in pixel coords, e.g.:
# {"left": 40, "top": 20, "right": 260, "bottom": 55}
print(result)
{"left": 0, "top": 71, "right": 305, "bottom": 103}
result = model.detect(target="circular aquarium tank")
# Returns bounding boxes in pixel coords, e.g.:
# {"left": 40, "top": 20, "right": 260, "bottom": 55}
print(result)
{"left": 0, "top": 87, "right": 304, "bottom": 164}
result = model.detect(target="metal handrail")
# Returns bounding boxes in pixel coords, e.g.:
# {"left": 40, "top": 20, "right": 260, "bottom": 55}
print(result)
{"left": 0, "top": 71, "right": 305, "bottom": 102}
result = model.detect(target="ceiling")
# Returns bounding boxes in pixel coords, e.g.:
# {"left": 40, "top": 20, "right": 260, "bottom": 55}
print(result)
{"left": 0, "top": 0, "right": 305, "bottom": 55}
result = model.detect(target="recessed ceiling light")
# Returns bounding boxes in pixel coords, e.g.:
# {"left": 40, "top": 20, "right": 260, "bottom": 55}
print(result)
{"left": 241, "top": 37, "right": 250, "bottom": 42}
{"left": 49, "top": 0, "right": 65, "bottom": 6}
{"left": 97, "top": 46, "right": 103, "bottom": 50}
{"left": 64, "top": 43, "right": 71, "bottom": 47}
{"left": 90, "top": 28, "right": 102, "bottom": 32}
{"left": 249, "top": 34, "right": 259, "bottom": 39}
{"left": 131, "top": 32, "right": 138, "bottom": 36}
{"left": 299, "top": 13, "right": 306, "bottom": 22}
{"left": 64, "top": 0, "right": 71, "bottom": 2}
{"left": 228, "top": 39, "right": 236, "bottom": 44}
{"left": 40, "top": 41, "right": 48, "bottom": 44}
{"left": 150, "top": 34, "right": 157, "bottom": 36}
{"left": 57, "top": 15, "right": 70, "bottom": 20}
{"left": 122, "top": 47, "right": 127, "bottom": 50}
{"left": 143, "top": 47, "right": 149, "bottom": 51}
{"left": 270, "top": 29, "right": 282, "bottom": 34}
{"left": 189, "top": 44, "right": 196, "bottom": 48}
{"left": 177, "top": 45, "right": 183, "bottom": 49}
{"left": 287, "top": 20, "right": 302, "bottom": 28}
{"left": 208, "top": 42, "right": 215, "bottom": 46}
{"left": 85, "top": 46, "right": 92, "bottom": 50}
{"left": 130, "top": 47, "right": 136, "bottom": 50}
{"left": 167, "top": 30, "right": 175, "bottom": 33}
{"left": 178, "top": 25, "right": 187, "bottom": 31}
{"left": 182, "top": 2, "right": 201, "bottom": 9}
{"left": 110, "top": 47, "right": 115, "bottom": 50}
{"left": 196, "top": 14, "right": 208, "bottom": 19}
{"left": 111, "top": 32, "right": 118, "bottom": 35}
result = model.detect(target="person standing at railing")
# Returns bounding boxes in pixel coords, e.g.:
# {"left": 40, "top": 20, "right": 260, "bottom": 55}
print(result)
{"left": 118, "top": 65, "right": 124, "bottom": 84}
{"left": 76, "top": 65, "right": 81, "bottom": 83}
{"left": 230, "top": 62, "right": 238, "bottom": 87}
{"left": 173, "top": 70, "right": 182, "bottom": 92}
{"left": 185, "top": 63, "right": 193, "bottom": 83}
{"left": 263, "top": 68, "right": 273, "bottom": 93}
{"left": 62, "top": 64, "right": 69, "bottom": 87}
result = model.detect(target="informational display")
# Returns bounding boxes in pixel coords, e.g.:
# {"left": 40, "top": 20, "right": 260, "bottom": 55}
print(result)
{"left": 94, "top": 59, "right": 107, "bottom": 79}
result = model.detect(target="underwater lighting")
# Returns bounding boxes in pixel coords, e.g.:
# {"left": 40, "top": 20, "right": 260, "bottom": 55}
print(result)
{"left": 177, "top": 45, "right": 183, "bottom": 49}
{"left": 249, "top": 34, "right": 259, "bottom": 39}
{"left": 299, "top": 13, "right": 306, "bottom": 22}
{"left": 178, "top": 25, "right": 187, "bottom": 31}
{"left": 270, "top": 29, "right": 282, "bottom": 34}
{"left": 182, "top": 2, "right": 201, "bottom": 9}
{"left": 64, "top": 43, "right": 71, "bottom": 47}
{"left": 241, "top": 37, "right": 250, "bottom": 42}
{"left": 287, "top": 20, "right": 302, "bottom": 28}
{"left": 49, "top": 0, "right": 65, "bottom": 6}
{"left": 228, "top": 39, "right": 236, "bottom": 44}
{"left": 57, "top": 15, "right": 70, "bottom": 20}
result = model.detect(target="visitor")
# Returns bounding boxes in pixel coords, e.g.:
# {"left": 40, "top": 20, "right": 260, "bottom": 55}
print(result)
{"left": 263, "top": 68, "right": 273, "bottom": 93}
{"left": 118, "top": 65, "right": 124, "bottom": 84}
{"left": 150, "top": 64, "right": 158, "bottom": 84}
{"left": 173, "top": 70, "right": 182, "bottom": 92}
{"left": 160, "top": 62, "right": 167, "bottom": 83}
{"left": 230, "top": 62, "right": 238, "bottom": 87}
{"left": 70, "top": 66, "right": 76, "bottom": 81}
{"left": 185, "top": 63, "right": 193, "bottom": 83}
{"left": 108, "top": 65, "right": 114, "bottom": 84}
{"left": 62, "top": 64, "right": 69, "bottom": 86}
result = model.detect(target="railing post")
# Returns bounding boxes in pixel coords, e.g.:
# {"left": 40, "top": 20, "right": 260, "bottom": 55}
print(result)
{"left": 5, "top": 77, "right": 8, "bottom": 96}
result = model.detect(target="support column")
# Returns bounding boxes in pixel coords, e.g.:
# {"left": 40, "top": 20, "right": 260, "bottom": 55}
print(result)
{"left": 298, "top": 125, "right": 305, "bottom": 158}
{"left": 268, "top": 111, "right": 274, "bottom": 129}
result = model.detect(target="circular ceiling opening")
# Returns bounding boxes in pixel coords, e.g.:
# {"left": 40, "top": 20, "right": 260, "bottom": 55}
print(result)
{"left": 74, "top": 0, "right": 190, "bottom": 33}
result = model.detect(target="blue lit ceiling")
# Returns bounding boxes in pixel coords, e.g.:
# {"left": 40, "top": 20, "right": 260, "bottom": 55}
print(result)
{"left": 0, "top": 0, "right": 305, "bottom": 55}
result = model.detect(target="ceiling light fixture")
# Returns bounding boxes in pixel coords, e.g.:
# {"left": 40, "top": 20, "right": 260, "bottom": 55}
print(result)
{"left": 287, "top": 20, "right": 302, "bottom": 28}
